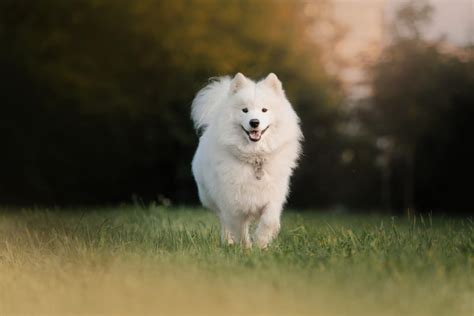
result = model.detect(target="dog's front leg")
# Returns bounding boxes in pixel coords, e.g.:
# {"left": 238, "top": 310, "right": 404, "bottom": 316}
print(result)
{"left": 255, "top": 204, "right": 282, "bottom": 249}
{"left": 238, "top": 216, "right": 252, "bottom": 249}
{"left": 219, "top": 215, "right": 235, "bottom": 245}
{"left": 220, "top": 212, "right": 252, "bottom": 248}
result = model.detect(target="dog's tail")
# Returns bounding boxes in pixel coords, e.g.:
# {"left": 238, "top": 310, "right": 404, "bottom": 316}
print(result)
{"left": 191, "top": 76, "right": 231, "bottom": 133}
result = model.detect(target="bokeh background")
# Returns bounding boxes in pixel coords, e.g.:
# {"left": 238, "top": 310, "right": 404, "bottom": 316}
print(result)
{"left": 1, "top": 0, "right": 473, "bottom": 214}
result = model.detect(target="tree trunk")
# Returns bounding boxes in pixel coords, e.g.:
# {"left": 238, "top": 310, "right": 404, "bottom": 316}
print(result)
{"left": 404, "top": 146, "right": 415, "bottom": 213}
{"left": 381, "top": 155, "right": 392, "bottom": 214}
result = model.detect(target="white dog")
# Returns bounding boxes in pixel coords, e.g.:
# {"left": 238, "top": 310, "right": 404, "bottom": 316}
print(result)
{"left": 191, "top": 73, "right": 302, "bottom": 248}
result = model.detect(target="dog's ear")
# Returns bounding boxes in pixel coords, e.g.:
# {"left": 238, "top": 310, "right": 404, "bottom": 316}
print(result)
{"left": 230, "top": 73, "right": 248, "bottom": 94}
{"left": 263, "top": 73, "right": 282, "bottom": 94}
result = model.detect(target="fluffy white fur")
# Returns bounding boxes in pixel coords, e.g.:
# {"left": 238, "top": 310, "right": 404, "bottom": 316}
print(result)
{"left": 191, "top": 73, "right": 303, "bottom": 248}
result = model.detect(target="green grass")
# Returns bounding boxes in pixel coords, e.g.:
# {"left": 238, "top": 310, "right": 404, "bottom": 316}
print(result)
{"left": 0, "top": 206, "right": 472, "bottom": 315}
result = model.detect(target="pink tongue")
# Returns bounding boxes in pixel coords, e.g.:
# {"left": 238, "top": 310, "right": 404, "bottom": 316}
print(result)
{"left": 250, "top": 130, "right": 261, "bottom": 140}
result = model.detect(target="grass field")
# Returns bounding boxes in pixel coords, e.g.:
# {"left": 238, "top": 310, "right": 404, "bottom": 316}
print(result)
{"left": 0, "top": 206, "right": 472, "bottom": 315}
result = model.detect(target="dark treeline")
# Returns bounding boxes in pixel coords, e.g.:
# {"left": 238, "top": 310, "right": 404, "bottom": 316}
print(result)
{"left": 360, "top": 3, "right": 474, "bottom": 214}
{"left": 0, "top": 0, "right": 472, "bottom": 214}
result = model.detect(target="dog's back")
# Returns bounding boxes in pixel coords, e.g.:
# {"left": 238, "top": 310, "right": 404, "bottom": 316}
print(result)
{"left": 191, "top": 77, "right": 231, "bottom": 135}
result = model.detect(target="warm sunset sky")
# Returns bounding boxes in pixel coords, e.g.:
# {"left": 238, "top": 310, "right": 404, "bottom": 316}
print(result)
{"left": 387, "top": 0, "right": 473, "bottom": 45}
{"left": 333, "top": 0, "right": 473, "bottom": 57}
{"left": 331, "top": 0, "right": 473, "bottom": 98}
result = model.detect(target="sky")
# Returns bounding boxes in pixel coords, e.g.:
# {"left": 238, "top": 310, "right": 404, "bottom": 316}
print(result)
{"left": 333, "top": 0, "right": 473, "bottom": 59}
{"left": 387, "top": 0, "right": 473, "bottom": 45}
{"left": 330, "top": 0, "right": 473, "bottom": 99}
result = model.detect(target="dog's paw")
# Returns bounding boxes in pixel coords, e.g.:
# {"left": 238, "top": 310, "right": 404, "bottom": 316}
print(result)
{"left": 221, "top": 230, "right": 235, "bottom": 246}
{"left": 242, "top": 239, "right": 252, "bottom": 249}
{"left": 255, "top": 239, "right": 269, "bottom": 249}
{"left": 255, "top": 220, "right": 280, "bottom": 249}
{"left": 254, "top": 230, "right": 273, "bottom": 249}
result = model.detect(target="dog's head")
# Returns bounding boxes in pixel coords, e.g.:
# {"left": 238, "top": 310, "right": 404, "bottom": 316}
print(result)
{"left": 223, "top": 73, "right": 297, "bottom": 146}
{"left": 212, "top": 72, "right": 302, "bottom": 157}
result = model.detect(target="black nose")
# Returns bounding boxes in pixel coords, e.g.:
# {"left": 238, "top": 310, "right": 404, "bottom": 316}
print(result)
{"left": 249, "top": 119, "right": 260, "bottom": 128}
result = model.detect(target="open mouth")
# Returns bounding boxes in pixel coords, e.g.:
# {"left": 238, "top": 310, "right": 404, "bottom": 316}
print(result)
{"left": 241, "top": 125, "right": 269, "bottom": 142}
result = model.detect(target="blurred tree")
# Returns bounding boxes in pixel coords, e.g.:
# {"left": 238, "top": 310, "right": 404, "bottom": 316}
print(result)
{"left": 392, "top": 0, "right": 433, "bottom": 40}
{"left": 362, "top": 1, "right": 474, "bottom": 213}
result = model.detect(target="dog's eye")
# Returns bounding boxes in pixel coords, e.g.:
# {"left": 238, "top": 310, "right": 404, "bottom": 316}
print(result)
{"left": 262, "top": 108, "right": 268, "bottom": 113}
{"left": 242, "top": 108, "right": 248, "bottom": 113}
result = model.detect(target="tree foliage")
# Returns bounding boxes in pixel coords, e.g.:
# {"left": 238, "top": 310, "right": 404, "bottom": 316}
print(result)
{"left": 0, "top": 0, "right": 343, "bottom": 206}
{"left": 363, "top": 1, "right": 474, "bottom": 213}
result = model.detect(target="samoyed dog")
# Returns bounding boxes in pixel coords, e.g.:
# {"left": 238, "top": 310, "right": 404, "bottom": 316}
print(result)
{"left": 191, "top": 73, "right": 302, "bottom": 248}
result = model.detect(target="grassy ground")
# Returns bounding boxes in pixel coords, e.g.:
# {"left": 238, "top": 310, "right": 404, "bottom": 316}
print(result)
{"left": 0, "top": 206, "right": 472, "bottom": 315}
